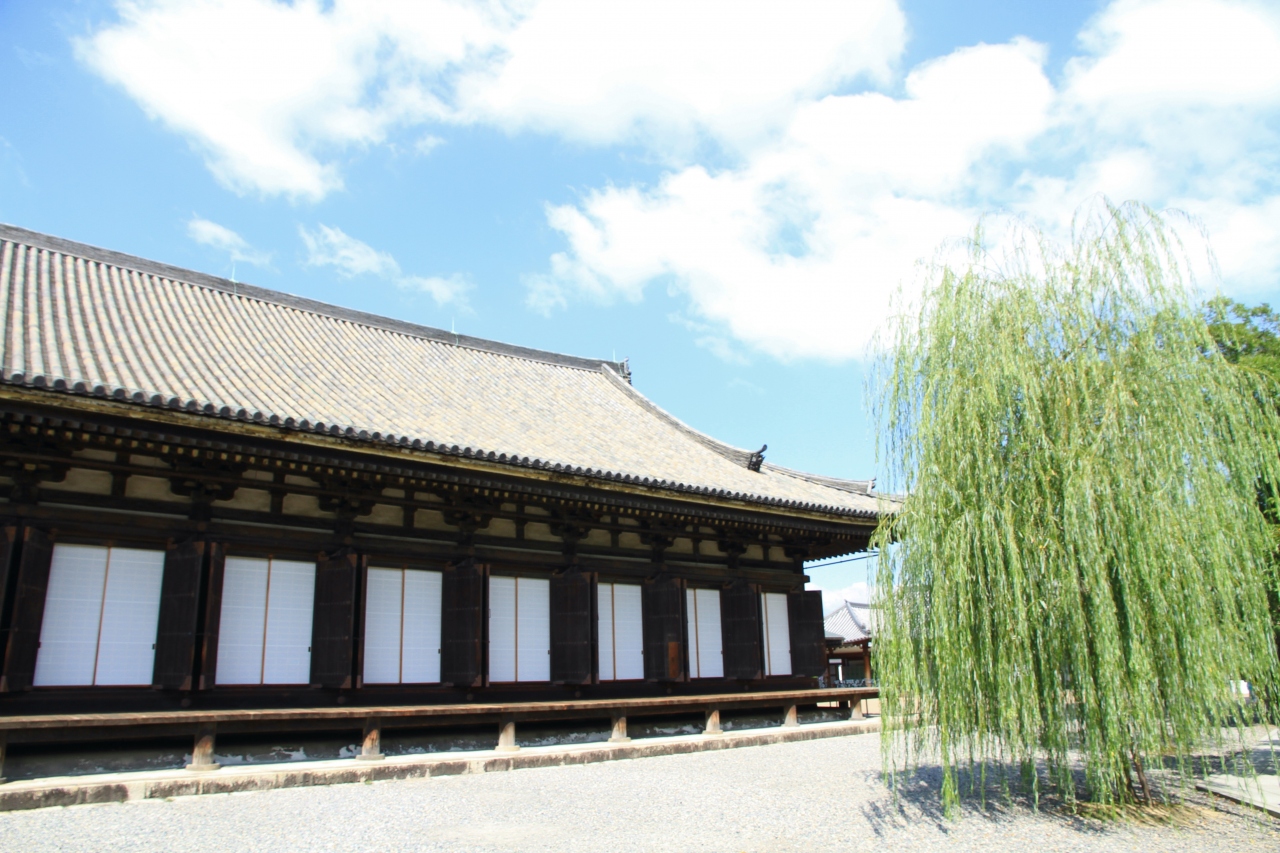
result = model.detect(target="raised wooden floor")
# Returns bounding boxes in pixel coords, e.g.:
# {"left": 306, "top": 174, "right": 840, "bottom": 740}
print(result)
{"left": 0, "top": 687, "right": 879, "bottom": 777}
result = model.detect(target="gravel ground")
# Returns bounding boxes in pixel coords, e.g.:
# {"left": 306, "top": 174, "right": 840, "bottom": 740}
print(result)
{"left": 2, "top": 733, "right": 1277, "bottom": 853}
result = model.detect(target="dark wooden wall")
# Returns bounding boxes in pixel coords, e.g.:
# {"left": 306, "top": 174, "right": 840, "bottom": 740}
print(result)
{"left": 0, "top": 403, "right": 862, "bottom": 713}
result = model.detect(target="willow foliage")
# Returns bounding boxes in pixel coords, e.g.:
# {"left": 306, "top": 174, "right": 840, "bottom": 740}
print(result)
{"left": 872, "top": 202, "right": 1280, "bottom": 811}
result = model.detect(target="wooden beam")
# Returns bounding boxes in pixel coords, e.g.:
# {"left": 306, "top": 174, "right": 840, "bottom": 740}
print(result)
{"left": 0, "top": 688, "right": 874, "bottom": 731}
{"left": 0, "top": 397, "right": 877, "bottom": 539}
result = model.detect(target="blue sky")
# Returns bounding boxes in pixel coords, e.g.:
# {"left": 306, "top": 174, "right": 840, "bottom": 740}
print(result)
{"left": 2, "top": 0, "right": 1279, "bottom": 605}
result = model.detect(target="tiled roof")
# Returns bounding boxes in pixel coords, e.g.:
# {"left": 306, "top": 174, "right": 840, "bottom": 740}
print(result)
{"left": 825, "top": 601, "right": 874, "bottom": 642}
{"left": 0, "top": 224, "right": 884, "bottom": 518}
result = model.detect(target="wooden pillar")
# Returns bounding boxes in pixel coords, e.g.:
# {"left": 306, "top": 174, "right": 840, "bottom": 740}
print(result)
{"left": 311, "top": 550, "right": 359, "bottom": 689}
{"left": 782, "top": 704, "right": 799, "bottom": 728}
{"left": 186, "top": 724, "right": 220, "bottom": 772}
{"left": 152, "top": 539, "right": 206, "bottom": 691}
{"left": 497, "top": 720, "right": 519, "bottom": 752}
{"left": 0, "top": 732, "right": 7, "bottom": 784}
{"left": 550, "top": 570, "right": 594, "bottom": 685}
{"left": 357, "top": 718, "right": 384, "bottom": 761}
{"left": 1, "top": 527, "right": 55, "bottom": 693}
{"left": 786, "top": 590, "right": 827, "bottom": 677}
{"left": 441, "top": 560, "right": 487, "bottom": 688}
{"left": 642, "top": 574, "right": 685, "bottom": 682}
{"left": 720, "top": 582, "right": 762, "bottom": 680}
{"left": 704, "top": 709, "right": 723, "bottom": 736}
{"left": 609, "top": 714, "right": 630, "bottom": 743}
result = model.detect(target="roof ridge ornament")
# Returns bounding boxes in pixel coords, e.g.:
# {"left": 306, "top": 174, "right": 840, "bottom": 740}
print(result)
{"left": 747, "top": 444, "right": 766, "bottom": 472}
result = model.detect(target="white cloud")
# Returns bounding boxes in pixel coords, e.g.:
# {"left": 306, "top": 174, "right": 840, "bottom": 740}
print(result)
{"left": 81, "top": 1, "right": 1280, "bottom": 360}
{"left": 76, "top": 0, "right": 504, "bottom": 200}
{"left": 401, "top": 273, "right": 472, "bottom": 305}
{"left": 457, "top": 0, "right": 905, "bottom": 152}
{"left": 816, "top": 581, "right": 872, "bottom": 615}
{"left": 186, "top": 216, "right": 271, "bottom": 266}
{"left": 300, "top": 223, "right": 399, "bottom": 278}
{"left": 533, "top": 1, "right": 1280, "bottom": 359}
{"left": 77, "top": 0, "right": 905, "bottom": 199}
{"left": 535, "top": 38, "right": 1054, "bottom": 360}
{"left": 1066, "top": 0, "right": 1280, "bottom": 111}
{"left": 300, "top": 224, "right": 469, "bottom": 306}
{"left": 414, "top": 134, "right": 445, "bottom": 156}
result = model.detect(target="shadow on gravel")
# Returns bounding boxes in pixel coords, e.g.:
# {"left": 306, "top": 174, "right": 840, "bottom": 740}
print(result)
{"left": 859, "top": 761, "right": 1116, "bottom": 840}
{"left": 860, "top": 733, "right": 1280, "bottom": 841}
{"left": 1160, "top": 736, "right": 1279, "bottom": 779}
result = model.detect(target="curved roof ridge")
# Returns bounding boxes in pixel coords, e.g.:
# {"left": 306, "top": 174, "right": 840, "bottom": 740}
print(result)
{"left": 762, "top": 463, "right": 875, "bottom": 495}
{"left": 823, "top": 599, "right": 875, "bottom": 642}
{"left": 599, "top": 365, "right": 756, "bottom": 468}
{"left": 0, "top": 223, "right": 625, "bottom": 375}
{"left": 845, "top": 600, "right": 871, "bottom": 636}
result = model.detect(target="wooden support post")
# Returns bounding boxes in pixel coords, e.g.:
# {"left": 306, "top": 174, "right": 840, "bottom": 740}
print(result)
{"left": 497, "top": 720, "right": 519, "bottom": 752}
{"left": 704, "top": 708, "right": 723, "bottom": 736}
{"left": 0, "top": 732, "right": 7, "bottom": 784}
{"left": 609, "top": 714, "right": 631, "bottom": 743}
{"left": 782, "top": 704, "right": 799, "bottom": 728}
{"left": 186, "top": 723, "right": 220, "bottom": 772}
{"left": 357, "top": 718, "right": 385, "bottom": 761}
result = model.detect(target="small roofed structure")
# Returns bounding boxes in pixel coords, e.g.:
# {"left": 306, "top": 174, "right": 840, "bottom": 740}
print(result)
{"left": 824, "top": 600, "right": 875, "bottom": 685}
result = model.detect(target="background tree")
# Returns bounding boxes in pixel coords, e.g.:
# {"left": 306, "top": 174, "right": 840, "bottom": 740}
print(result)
{"left": 872, "top": 202, "right": 1280, "bottom": 813}
{"left": 1204, "top": 297, "right": 1280, "bottom": 381}
{"left": 1204, "top": 296, "right": 1280, "bottom": 661}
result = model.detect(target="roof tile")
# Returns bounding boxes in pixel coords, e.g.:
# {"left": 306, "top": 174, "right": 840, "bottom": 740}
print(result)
{"left": 0, "top": 225, "right": 885, "bottom": 518}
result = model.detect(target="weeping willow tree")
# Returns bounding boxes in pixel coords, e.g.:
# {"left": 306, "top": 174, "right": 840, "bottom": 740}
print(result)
{"left": 871, "top": 201, "right": 1280, "bottom": 813}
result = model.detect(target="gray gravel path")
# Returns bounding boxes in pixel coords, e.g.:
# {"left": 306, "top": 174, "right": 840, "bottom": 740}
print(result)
{"left": 2, "top": 733, "right": 1276, "bottom": 852}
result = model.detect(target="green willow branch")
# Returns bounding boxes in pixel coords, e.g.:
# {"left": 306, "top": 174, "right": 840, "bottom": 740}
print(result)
{"left": 871, "top": 201, "right": 1280, "bottom": 813}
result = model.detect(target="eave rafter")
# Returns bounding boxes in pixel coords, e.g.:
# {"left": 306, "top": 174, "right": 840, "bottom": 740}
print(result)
{"left": 0, "top": 400, "right": 874, "bottom": 561}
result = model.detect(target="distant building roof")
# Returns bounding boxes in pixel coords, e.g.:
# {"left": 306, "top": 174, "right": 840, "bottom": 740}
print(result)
{"left": 825, "top": 600, "right": 874, "bottom": 643}
{"left": 0, "top": 224, "right": 886, "bottom": 518}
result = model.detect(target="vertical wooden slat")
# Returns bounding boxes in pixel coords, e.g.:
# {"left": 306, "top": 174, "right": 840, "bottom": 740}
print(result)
{"left": 787, "top": 589, "right": 826, "bottom": 677}
{"left": 440, "top": 558, "right": 486, "bottom": 687}
{"left": 310, "top": 549, "right": 359, "bottom": 689}
{"left": 642, "top": 574, "right": 685, "bottom": 682}
{"left": 354, "top": 559, "right": 371, "bottom": 689}
{"left": 550, "top": 570, "right": 593, "bottom": 685}
{"left": 197, "top": 543, "right": 226, "bottom": 690}
{"left": 720, "top": 581, "right": 762, "bottom": 680}
{"left": 0, "top": 527, "right": 54, "bottom": 692}
{"left": 0, "top": 526, "right": 19, "bottom": 650}
{"left": 591, "top": 573, "right": 601, "bottom": 685}
{"left": 152, "top": 538, "right": 206, "bottom": 690}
